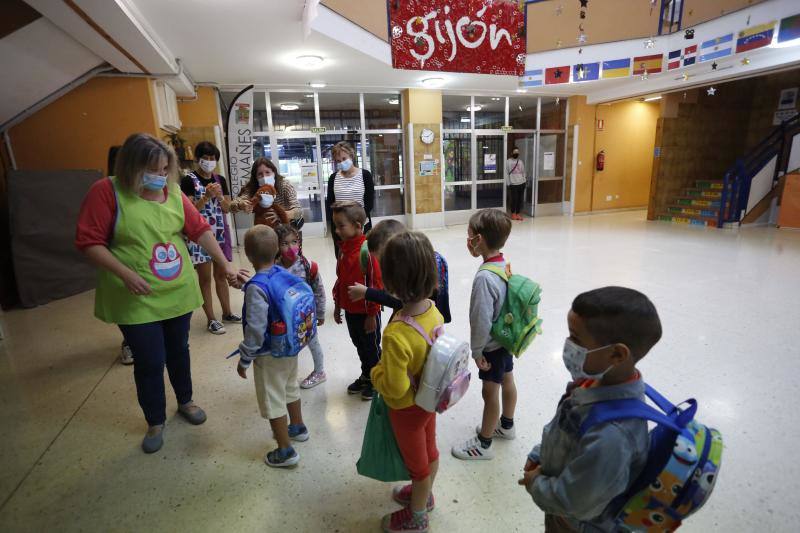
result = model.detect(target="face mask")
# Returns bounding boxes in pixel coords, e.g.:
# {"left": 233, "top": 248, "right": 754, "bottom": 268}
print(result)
{"left": 259, "top": 193, "right": 274, "bottom": 208}
{"left": 142, "top": 173, "right": 167, "bottom": 191}
{"left": 562, "top": 338, "right": 614, "bottom": 381}
{"left": 512, "top": 152, "right": 519, "bottom": 159}
{"left": 199, "top": 159, "right": 217, "bottom": 173}
{"left": 337, "top": 158, "right": 353, "bottom": 172}
{"left": 282, "top": 245, "right": 300, "bottom": 262}
{"left": 258, "top": 175, "right": 276, "bottom": 187}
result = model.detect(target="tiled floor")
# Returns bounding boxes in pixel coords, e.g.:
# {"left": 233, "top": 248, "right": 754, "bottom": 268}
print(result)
{"left": 1, "top": 211, "right": 798, "bottom": 532}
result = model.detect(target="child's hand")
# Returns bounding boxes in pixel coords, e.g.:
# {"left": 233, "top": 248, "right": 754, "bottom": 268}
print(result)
{"left": 364, "top": 315, "right": 377, "bottom": 333}
{"left": 524, "top": 458, "right": 539, "bottom": 472}
{"left": 317, "top": 318, "right": 325, "bottom": 326}
{"left": 123, "top": 269, "right": 152, "bottom": 296}
{"left": 518, "top": 465, "right": 541, "bottom": 487}
{"left": 229, "top": 269, "right": 251, "bottom": 289}
{"left": 347, "top": 283, "right": 368, "bottom": 302}
{"left": 475, "top": 356, "right": 491, "bottom": 371}
{"left": 237, "top": 363, "right": 248, "bottom": 379}
{"left": 333, "top": 305, "right": 342, "bottom": 324}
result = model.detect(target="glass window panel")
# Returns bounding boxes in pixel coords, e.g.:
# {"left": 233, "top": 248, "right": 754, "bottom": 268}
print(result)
{"left": 373, "top": 189, "right": 404, "bottom": 216}
{"left": 364, "top": 93, "right": 402, "bottom": 129}
{"left": 443, "top": 133, "right": 471, "bottom": 183}
{"left": 442, "top": 95, "right": 471, "bottom": 130}
{"left": 318, "top": 93, "right": 360, "bottom": 131}
{"left": 508, "top": 95, "right": 538, "bottom": 129}
{"left": 253, "top": 91, "right": 268, "bottom": 131}
{"left": 477, "top": 182, "right": 504, "bottom": 208}
{"left": 538, "top": 133, "right": 565, "bottom": 178}
{"left": 477, "top": 135, "right": 503, "bottom": 181}
{"left": 474, "top": 96, "right": 504, "bottom": 129}
{"left": 364, "top": 133, "right": 403, "bottom": 186}
{"left": 275, "top": 137, "right": 323, "bottom": 223}
{"left": 537, "top": 179, "right": 563, "bottom": 204}
{"left": 253, "top": 136, "right": 272, "bottom": 160}
{"left": 319, "top": 133, "right": 362, "bottom": 178}
{"left": 445, "top": 184, "right": 472, "bottom": 211}
{"left": 269, "top": 92, "right": 315, "bottom": 131}
{"left": 540, "top": 96, "right": 566, "bottom": 130}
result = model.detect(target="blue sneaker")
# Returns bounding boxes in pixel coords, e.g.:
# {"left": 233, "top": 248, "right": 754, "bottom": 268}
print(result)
{"left": 265, "top": 447, "right": 299, "bottom": 468}
{"left": 288, "top": 424, "right": 309, "bottom": 442}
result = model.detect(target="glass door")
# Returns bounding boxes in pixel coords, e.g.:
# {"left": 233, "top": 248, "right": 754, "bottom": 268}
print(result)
{"left": 274, "top": 134, "right": 325, "bottom": 237}
{"left": 443, "top": 132, "right": 473, "bottom": 223}
{"left": 534, "top": 132, "right": 566, "bottom": 216}
{"left": 506, "top": 132, "right": 536, "bottom": 216}
{"left": 476, "top": 132, "right": 505, "bottom": 210}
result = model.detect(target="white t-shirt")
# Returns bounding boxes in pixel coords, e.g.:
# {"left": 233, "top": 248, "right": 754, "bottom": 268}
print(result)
{"left": 506, "top": 157, "right": 526, "bottom": 186}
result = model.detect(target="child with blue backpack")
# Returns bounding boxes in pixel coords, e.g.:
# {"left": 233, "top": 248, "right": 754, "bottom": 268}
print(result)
{"left": 520, "top": 287, "right": 660, "bottom": 531}
{"left": 235, "top": 225, "right": 313, "bottom": 468}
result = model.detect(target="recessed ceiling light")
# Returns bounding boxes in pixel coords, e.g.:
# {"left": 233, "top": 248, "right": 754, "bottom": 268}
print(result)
{"left": 304, "top": 94, "right": 314, "bottom": 98}
{"left": 280, "top": 103, "right": 300, "bottom": 111}
{"left": 388, "top": 98, "right": 399, "bottom": 105}
{"left": 516, "top": 88, "right": 527, "bottom": 93}
{"left": 308, "top": 82, "right": 326, "bottom": 88}
{"left": 296, "top": 55, "right": 324, "bottom": 69}
{"left": 491, "top": 97, "right": 501, "bottom": 101}
{"left": 421, "top": 77, "right": 444, "bottom": 88}
{"left": 460, "top": 117, "right": 470, "bottom": 123}
{"left": 466, "top": 105, "right": 482, "bottom": 112}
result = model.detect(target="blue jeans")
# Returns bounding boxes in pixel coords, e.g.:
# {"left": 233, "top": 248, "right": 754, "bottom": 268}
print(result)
{"left": 119, "top": 312, "right": 193, "bottom": 426}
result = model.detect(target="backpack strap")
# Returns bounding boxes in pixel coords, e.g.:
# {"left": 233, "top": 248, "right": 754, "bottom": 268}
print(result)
{"left": 309, "top": 260, "right": 319, "bottom": 282}
{"left": 480, "top": 263, "right": 508, "bottom": 282}
{"left": 579, "top": 398, "right": 696, "bottom": 439}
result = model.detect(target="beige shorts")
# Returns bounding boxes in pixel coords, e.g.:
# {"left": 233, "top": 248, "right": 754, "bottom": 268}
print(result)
{"left": 253, "top": 356, "right": 300, "bottom": 420}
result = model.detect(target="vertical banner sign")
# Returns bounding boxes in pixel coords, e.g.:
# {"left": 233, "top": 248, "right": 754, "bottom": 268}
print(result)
{"left": 226, "top": 85, "right": 254, "bottom": 197}
{"left": 388, "top": 0, "right": 526, "bottom": 76}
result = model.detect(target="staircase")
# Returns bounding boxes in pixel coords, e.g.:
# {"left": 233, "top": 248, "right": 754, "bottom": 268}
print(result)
{"left": 657, "top": 180, "right": 723, "bottom": 228}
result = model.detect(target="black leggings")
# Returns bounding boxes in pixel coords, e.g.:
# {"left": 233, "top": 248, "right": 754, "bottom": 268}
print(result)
{"left": 508, "top": 184, "right": 526, "bottom": 214}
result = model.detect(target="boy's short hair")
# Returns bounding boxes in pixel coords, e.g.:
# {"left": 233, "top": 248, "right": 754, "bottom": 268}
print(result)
{"left": 367, "top": 219, "right": 406, "bottom": 253}
{"left": 571, "top": 287, "right": 662, "bottom": 361}
{"left": 244, "top": 225, "right": 279, "bottom": 265}
{"left": 331, "top": 201, "right": 367, "bottom": 225}
{"left": 381, "top": 231, "right": 437, "bottom": 303}
{"left": 468, "top": 209, "right": 512, "bottom": 250}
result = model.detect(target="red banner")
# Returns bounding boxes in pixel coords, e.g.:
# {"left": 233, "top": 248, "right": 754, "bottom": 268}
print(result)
{"left": 388, "top": 0, "right": 526, "bottom": 76}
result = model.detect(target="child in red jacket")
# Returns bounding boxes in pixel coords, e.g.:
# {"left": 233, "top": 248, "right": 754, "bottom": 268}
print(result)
{"left": 331, "top": 201, "right": 383, "bottom": 400}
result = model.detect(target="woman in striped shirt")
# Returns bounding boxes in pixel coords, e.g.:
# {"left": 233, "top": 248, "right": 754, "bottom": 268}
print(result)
{"left": 325, "top": 141, "right": 375, "bottom": 257}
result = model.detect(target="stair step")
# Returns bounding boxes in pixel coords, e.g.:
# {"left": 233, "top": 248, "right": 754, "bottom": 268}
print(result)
{"left": 675, "top": 197, "right": 721, "bottom": 207}
{"left": 657, "top": 213, "right": 718, "bottom": 228}
{"left": 667, "top": 205, "right": 719, "bottom": 217}
{"left": 695, "top": 180, "right": 723, "bottom": 190}
{"left": 685, "top": 189, "right": 722, "bottom": 199}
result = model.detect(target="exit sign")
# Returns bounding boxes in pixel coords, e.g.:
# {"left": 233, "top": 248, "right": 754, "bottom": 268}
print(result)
{"left": 310, "top": 126, "right": 327, "bottom": 133}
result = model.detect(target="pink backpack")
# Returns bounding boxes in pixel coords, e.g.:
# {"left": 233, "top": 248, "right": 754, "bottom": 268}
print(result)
{"left": 394, "top": 313, "right": 471, "bottom": 414}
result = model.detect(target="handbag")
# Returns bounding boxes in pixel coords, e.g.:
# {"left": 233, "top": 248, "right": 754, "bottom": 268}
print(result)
{"left": 356, "top": 393, "right": 410, "bottom": 482}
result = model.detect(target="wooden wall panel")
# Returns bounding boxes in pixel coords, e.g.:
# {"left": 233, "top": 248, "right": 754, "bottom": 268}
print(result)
{"left": 411, "top": 123, "right": 442, "bottom": 214}
{"left": 682, "top": 0, "right": 767, "bottom": 28}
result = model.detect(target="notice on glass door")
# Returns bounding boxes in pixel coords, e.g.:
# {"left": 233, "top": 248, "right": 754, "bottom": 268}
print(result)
{"left": 484, "top": 153, "right": 496, "bottom": 173}
{"left": 543, "top": 152, "right": 555, "bottom": 171}
{"left": 300, "top": 163, "right": 318, "bottom": 188}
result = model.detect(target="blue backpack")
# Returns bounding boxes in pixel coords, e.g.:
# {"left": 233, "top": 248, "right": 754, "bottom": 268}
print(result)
{"left": 580, "top": 384, "right": 722, "bottom": 531}
{"left": 241, "top": 266, "right": 317, "bottom": 357}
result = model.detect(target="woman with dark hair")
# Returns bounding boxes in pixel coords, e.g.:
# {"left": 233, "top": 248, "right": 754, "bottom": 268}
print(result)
{"left": 239, "top": 157, "right": 303, "bottom": 227}
{"left": 181, "top": 141, "right": 240, "bottom": 335}
{"left": 76, "top": 133, "right": 243, "bottom": 453}
{"left": 326, "top": 141, "right": 375, "bottom": 257}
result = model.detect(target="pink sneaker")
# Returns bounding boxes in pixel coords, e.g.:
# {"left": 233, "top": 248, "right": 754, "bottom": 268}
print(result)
{"left": 300, "top": 371, "right": 327, "bottom": 389}
{"left": 381, "top": 506, "right": 429, "bottom": 533}
{"left": 392, "top": 485, "right": 435, "bottom": 512}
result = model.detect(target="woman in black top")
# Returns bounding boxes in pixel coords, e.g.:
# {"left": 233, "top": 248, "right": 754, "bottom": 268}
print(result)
{"left": 325, "top": 141, "right": 375, "bottom": 257}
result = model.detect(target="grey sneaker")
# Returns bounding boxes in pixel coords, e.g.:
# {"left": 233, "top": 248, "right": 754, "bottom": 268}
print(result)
{"left": 208, "top": 320, "right": 226, "bottom": 335}
{"left": 265, "top": 447, "right": 299, "bottom": 468}
{"left": 475, "top": 421, "right": 516, "bottom": 440}
{"left": 120, "top": 342, "right": 134, "bottom": 365}
{"left": 178, "top": 402, "right": 207, "bottom": 425}
{"left": 142, "top": 424, "right": 164, "bottom": 453}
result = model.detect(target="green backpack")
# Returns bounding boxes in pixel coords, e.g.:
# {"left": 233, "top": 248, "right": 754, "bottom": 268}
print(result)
{"left": 479, "top": 264, "right": 543, "bottom": 357}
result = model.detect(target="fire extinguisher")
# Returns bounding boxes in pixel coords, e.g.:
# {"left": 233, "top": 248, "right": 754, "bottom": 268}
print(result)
{"left": 596, "top": 150, "right": 605, "bottom": 171}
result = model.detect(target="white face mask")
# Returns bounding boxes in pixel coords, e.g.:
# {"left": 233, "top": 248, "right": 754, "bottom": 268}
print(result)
{"left": 259, "top": 193, "right": 274, "bottom": 208}
{"left": 199, "top": 159, "right": 216, "bottom": 173}
{"left": 258, "top": 175, "right": 276, "bottom": 187}
{"left": 562, "top": 338, "right": 614, "bottom": 381}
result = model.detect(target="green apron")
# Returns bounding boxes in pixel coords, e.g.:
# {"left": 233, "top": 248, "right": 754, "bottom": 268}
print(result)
{"left": 95, "top": 177, "right": 203, "bottom": 325}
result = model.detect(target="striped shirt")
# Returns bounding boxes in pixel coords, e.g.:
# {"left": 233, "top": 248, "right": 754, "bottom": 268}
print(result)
{"left": 276, "top": 179, "right": 302, "bottom": 211}
{"left": 333, "top": 169, "right": 365, "bottom": 207}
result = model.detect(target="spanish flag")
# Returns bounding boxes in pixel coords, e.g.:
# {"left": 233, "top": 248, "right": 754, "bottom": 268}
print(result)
{"left": 633, "top": 54, "right": 663, "bottom": 75}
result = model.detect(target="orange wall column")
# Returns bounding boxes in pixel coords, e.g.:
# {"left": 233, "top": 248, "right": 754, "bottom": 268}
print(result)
{"left": 567, "top": 95, "right": 596, "bottom": 213}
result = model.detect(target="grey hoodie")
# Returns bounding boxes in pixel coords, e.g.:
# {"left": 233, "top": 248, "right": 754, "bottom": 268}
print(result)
{"left": 527, "top": 377, "right": 649, "bottom": 532}
{"left": 469, "top": 258, "right": 507, "bottom": 359}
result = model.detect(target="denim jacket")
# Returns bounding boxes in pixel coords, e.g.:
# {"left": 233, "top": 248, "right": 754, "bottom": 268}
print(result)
{"left": 527, "top": 376, "right": 649, "bottom": 532}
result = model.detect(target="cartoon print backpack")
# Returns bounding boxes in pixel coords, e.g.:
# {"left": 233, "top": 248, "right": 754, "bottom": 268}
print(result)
{"left": 479, "top": 263, "right": 543, "bottom": 357}
{"left": 580, "top": 384, "right": 723, "bottom": 532}
{"left": 394, "top": 312, "right": 471, "bottom": 413}
{"left": 241, "top": 266, "right": 317, "bottom": 357}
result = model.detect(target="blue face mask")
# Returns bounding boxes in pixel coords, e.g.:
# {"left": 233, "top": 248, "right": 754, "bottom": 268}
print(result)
{"left": 142, "top": 173, "right": 167, "bottom": 191}
{"left": 337, "top": 158, "right": 353, "bottom": 172}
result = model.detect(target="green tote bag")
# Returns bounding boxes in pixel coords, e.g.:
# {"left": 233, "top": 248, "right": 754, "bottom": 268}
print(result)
{"left": 356, "top": 394, "right": 410, "bottom": 482}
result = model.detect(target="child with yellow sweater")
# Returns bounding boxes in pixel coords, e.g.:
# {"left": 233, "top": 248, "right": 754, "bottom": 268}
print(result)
{"left": 371, "top": 231, "right": 443, "bottom": 533}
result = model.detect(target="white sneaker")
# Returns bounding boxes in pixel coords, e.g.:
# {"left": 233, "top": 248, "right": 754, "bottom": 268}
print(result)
{"left": 475, "top": 421, "right": 516, "bottom": 440}
{"left": 451, "top": 436, "right": 494, "bottom": 461}
{"left": 119, "top": 342, "right": 134, "bottom": 365}
{"left": 208, "top": 320, "right": 226, "bottom": 335}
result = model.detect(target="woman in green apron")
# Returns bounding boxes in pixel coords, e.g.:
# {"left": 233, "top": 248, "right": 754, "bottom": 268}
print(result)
{"left": 76, "top": 133, "right": 242, "bottom": 453}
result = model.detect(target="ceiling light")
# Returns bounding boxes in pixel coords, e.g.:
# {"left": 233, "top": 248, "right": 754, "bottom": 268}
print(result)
{"left": 296, "top": 55, "right": 324, "bottom": 69}
{"left": 388, "top": 98, "right": 399, "bottom": 105}
{"left": 491, "top": 97, "right": 501, "bottom": 101}
{"left": 308, "top": 82, "right": 326, "bottom": 88}
{"left": 466, "top": 105, "right": 482, "bottom": 112}
{"left": 421, "top": 77, "right": 444, "bottom": 88}
{"left": 280, "top": 103, "right": 300, "bottom": 111}
{"left": 460, "top": 117, "right": 470, "bottom": 123}
{"left": 304, "top": 94, "right": 314, "bottom": 98}
{"left": 516, "top": 88, "right": 527, "bottom": 93}
{"left": 644, "top": 96, "right": 662, "bottom": 102}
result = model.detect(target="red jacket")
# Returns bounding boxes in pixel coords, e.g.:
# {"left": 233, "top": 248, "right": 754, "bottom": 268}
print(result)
{"left": 333, "top": 235, "right": 382, "bottom": 315}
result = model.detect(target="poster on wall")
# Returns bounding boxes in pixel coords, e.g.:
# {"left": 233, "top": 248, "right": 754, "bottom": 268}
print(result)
{"left": 543, "top": 152, "right": 555, "bottom": 171}
{"left": 388, "top": 0, "right": 526, "bottom": 76}
{"left": 778, "top": 87, "right": 798, "bottom": 110}
{"left": 226, "top": 85, "right": 254, "bottom": 197}
{"left": 484, "top": 153, "right": 496, "bottom": 173}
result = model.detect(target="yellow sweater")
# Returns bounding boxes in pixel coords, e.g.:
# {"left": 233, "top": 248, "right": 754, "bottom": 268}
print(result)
{"left": 371, "top": 303, "right": 444, "bottom": 410}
